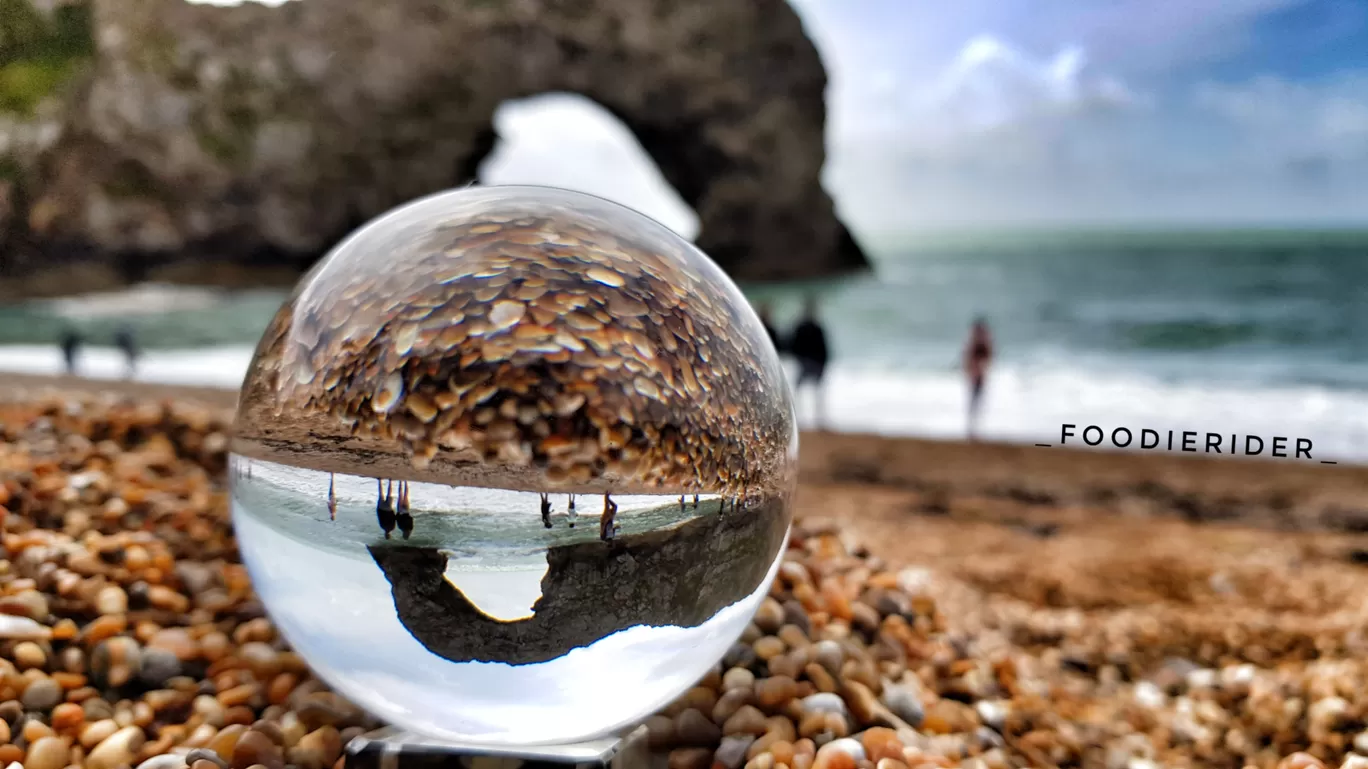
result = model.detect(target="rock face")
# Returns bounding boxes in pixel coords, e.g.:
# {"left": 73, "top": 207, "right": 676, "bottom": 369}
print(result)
{"left": 368, "top": 496, "right": 789, "bottom": 665}
{"left": 0, "top": 0, "right": 869, "bottom": 299}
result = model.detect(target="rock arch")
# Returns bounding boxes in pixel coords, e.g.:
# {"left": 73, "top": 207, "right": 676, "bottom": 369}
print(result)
{"left": 1, "top": 0, "right": 869, "bottom": 297}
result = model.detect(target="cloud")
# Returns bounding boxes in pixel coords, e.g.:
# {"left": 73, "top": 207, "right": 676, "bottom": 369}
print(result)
{"left": 1194, "top": 74, "right": 1368, "bottom": 157}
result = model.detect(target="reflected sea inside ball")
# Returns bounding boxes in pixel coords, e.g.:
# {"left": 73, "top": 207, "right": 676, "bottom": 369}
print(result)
{"left": 228, "top": 185, "right": 798, "bottom": 746}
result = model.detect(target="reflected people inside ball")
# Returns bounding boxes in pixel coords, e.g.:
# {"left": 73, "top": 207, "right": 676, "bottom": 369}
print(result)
{"left": 226, "top": 185, "right": 798, "bottom": 746}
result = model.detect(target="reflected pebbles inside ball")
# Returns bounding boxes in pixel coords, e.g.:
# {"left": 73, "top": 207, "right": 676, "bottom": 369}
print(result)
{"left": 229, "top": 185, "right": 797, "bottom": 746}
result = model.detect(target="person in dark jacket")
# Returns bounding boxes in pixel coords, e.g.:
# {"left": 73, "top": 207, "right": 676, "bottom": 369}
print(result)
{"left": 114, "top": 325, "right": 140, "bottom": 379}
{"left": 788, "top": 296, "right": 830, "bottom": 430}
{"left": 59, "top": 328, "right": 82, "bottom": 376}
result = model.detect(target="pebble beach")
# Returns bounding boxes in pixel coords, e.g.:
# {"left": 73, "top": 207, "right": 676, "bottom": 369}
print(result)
{"left": 4, "top": 378, "right": 1368, "bottom": 769}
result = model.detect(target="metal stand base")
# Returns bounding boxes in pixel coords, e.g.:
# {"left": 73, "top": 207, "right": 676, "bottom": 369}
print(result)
{"left": 343, "top": 725, "right": 654, "bottom": 769}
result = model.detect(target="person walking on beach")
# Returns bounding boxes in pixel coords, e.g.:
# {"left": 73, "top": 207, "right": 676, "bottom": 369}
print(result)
{"left": 963, "top": 317, "right": 994, "bottom": 440}
{"left": 376, "top": 479, "right": 397, "bottom": 539}
{"left": 788, "top": 296, "right": 830, "bottom": 430}
{"left": 114, "top": 325, "right": 139, "bottom": 379}
{"left": 59, "top": 328, "right": 82, "bottom": 376}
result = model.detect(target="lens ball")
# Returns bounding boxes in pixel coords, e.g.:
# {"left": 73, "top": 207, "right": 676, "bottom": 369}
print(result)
{"left": 229, "top": 185, "right": 796, "bottom": 746}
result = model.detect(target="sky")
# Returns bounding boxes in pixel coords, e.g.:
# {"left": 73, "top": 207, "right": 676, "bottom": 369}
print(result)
{"left": 477, "top": 0, "right": 1368, "bottom": 243}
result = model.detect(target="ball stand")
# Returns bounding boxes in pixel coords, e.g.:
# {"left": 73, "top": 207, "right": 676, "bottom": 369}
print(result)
{"left": 343, "top": 725, "right": 654, "bottom": 769}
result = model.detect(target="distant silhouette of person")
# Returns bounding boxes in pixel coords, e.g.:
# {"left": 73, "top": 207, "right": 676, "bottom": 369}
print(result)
{"left": 787, "top": 296, "right": 830, "bottom": 430}
{"left": 376, "top": 479, "right": 397, "bottom": 539}
{"left": 396, "top": 481, "right": 414, "bottom": 540}
{"left": 59, "top": 328, "right": 82, "bottom": 375}
{"left": 756, "top": 302, "right": 783, "bottom": 354}
{"left": 327, "top": 474, "right": 337, "bottom": 521}
{"left": 963, "top": 317, "right": 994, "bottom": 440}
{"left": 600, "top": 493, "right": 619, "bottom": 541}
{"left": 114, "top": 325, "right": 139, "bottom": 379}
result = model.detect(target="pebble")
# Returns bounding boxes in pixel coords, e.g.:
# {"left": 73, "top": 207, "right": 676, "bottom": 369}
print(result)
{"left": 723, "top": 706, "right": 769, "bottom": 737}
{"left": 715, "top": 735, "right": 757, "bottom": 769}
{"left": 287, "top": 727, "right": 343, "bottom": 769}
{"left": 231, "top": 728, "right": 284, "bottom": 769}
{"left": 4, "top": 393, "right": 1368, "bottom": 769}
{"left": 22, "top": 677, "right": 65, "bottom": 711}
{"left": 813, "top": 641, "right": 844, "bottom": 676}
{"left": 674, "top": 708, "right": 721, "bottom": 747}
{"left": 25, "top": 736, "right": 70, "bottom": 769}
{"left": 14, "top": 640, "right": 47, "bottom": 669}
{"left": 86, "top": 726, "right": 146, "bottom": 769}
{"left": 880, "top": 684, "right": 924, "bottom": 727}
{"left": 137, "top": 757, "right": 190, "bottom": 769}
{"left": 138, "top": 648, "right": 183, "bottom": 686}
{"left": 668, "top": 747, "right": 713, "bottom": 769}
{"left": 95, "top": 586, "right": 128, "bottom": 615}
{"left": 753, "top": 599, "right": 785, "bottom": 634}
{"left": 802, "top": 693, "right": 849, "bottom": 717}
{"left": 0, "top": 615, "right": 54, "bottom": 641}
{"left": 185, "top": 750, "right": 230, "bottom": 769}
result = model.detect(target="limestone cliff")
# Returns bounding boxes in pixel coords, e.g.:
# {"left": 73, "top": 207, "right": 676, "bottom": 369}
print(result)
{"left": 0, "top": 0, "right": 869, "bottom": 300}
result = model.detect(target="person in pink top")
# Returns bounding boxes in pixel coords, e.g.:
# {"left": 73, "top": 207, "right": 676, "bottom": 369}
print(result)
{"left": 963, "top": 316, "right": 994, "bottom": 440}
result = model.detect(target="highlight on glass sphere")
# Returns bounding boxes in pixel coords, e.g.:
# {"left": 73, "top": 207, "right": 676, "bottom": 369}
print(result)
{"left": 228, "top": 185, "right": 798, "bottom": 747}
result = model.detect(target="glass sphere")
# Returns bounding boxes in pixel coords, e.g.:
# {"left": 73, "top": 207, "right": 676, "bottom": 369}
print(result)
{"left": 229, "top": 185, "right": 797, "bottom": 747}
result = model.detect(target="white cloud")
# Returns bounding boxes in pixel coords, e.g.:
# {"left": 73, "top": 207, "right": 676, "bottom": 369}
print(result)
{"left": 1194, "top": 74, "right": 1368, "bottom": 158}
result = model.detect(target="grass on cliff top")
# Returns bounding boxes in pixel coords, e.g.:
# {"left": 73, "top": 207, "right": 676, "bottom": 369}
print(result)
{"left": 0, "top": 0, "right": 94, "bottom": 116}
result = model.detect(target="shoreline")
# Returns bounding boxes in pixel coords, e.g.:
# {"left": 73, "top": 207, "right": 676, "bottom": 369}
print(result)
{"left": 5, "top": 372, "right": 1367, "bottom": 535}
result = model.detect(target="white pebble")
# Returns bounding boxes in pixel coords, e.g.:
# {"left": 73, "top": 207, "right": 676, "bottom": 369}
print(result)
{"left": 800, "top": 692, "right": 848, "bottom": 716}
{"left": 0, "top": 615, "right": 52, "bottom": 641}
{"left": 1133, "top": 682, "right": 1166, "bottom": 709}
{"left": 816, "top": 738, "right": 865, "bottom": 761}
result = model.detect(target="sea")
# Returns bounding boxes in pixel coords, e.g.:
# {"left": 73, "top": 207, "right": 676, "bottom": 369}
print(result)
{"left": 3, "top": 228, "right": 1367, "bottom": 463}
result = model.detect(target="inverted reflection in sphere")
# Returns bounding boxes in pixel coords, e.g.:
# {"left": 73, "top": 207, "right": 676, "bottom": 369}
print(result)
{"left": 229, "top": 185, "right": 796, "bottom": 746}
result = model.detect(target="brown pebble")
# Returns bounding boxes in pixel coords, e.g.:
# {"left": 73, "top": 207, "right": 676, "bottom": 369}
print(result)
{"left": 86, "top": 725, "right": 145, "bottom": 769}
{"left": 25, "top": 735, "right": 70, "bottom": 769}
{"left": 645, "top": 715, "right": 676, "bottom": 750}
{"left": 286, "top": 727, "right": 342, "bottom": 769}
{"left": 674, "top": 708, "right": 721, "bottom": 747}
{"left": 218, "top": 683, "right": 258, "bottom": 708}
{"left": 713, "top": 688, "right": 753, "bottom": 725}
{"left": 51, "top": 702, "right": 85, "bottom": 731}
{"left": 755, "top": 676, "right": 798, "bottom": 711}
{"left": 723, "top": 667, "right": 755, "bottom": 692}
{"left": 753, "top": 636, "right": 786, "bottom": 661}
{"left": 805, "top": 664, "right": 839, "bottom": 693}
{"left": 209, "top": 724, "right": 247, "bottom": 760}
{"left": 231, "top": 729, "right": 283, "bottom": 769}
{"left": 95, "top": 586, "right": 128, "bottom": 616}
{"left": 754, "top": 598, "right": 785, "bottom": 634}
{"left": 14, "top": 641, "right": 47, "bottom": 669}
{"left": 80, "top": 719, "right": 120, "bottom": 749}
{"left": 667, "top": 747, "right": 714, "bottom": 769}
{"left": 24, "top": 719, "right": 56, "bottom": 742}
{"left": 723, "top": 705, "right": 769, "bottom": 737}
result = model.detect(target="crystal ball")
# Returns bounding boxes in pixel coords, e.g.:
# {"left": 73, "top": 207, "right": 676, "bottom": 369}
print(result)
{"left": 229, "top": 185, "right": 797, "bottom": 746}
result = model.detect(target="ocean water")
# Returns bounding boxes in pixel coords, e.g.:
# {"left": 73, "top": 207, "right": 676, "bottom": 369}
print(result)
{"left": 3, "top": 228, "right": 1367, "bottom": 461}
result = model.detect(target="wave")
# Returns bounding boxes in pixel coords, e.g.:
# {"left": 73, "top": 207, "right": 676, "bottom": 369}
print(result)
{"left": 3, "top": 344, "right": 1364, "bottom": 464}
